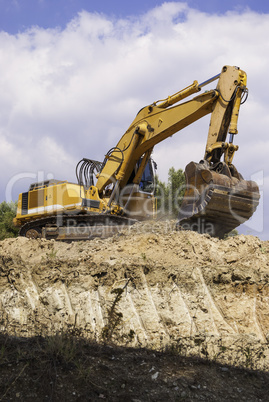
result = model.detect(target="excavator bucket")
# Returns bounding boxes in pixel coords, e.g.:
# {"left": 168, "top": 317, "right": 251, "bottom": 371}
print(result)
{"left": 177, "top": 160, "right": 260, "bottom": 238}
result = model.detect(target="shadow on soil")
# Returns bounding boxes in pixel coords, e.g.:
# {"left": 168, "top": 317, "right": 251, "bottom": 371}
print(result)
{"left": 0, "top": 332, "right": 269, "bottom": 401}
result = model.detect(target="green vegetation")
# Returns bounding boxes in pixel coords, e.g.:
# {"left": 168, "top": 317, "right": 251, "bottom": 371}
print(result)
{"left": 155, "top": 167, "right": 185, "bottom": 217}
{"left": 224, "top": 228, "right": 239, "bottom": 238}
{"left": 0, "top": 201, "right": 19, "bottom": 240}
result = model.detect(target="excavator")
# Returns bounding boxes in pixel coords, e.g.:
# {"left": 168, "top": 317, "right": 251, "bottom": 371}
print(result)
{"left": 13, "top": 65, "right": 260, "bottom": 240}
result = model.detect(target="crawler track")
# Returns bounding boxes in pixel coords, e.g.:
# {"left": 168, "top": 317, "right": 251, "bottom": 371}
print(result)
{"left": 19, "top": 214, "right": 137, "bottom": 241}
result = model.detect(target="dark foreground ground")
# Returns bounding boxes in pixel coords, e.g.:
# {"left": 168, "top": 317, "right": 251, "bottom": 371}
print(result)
{"left": 0, "top": 333, "right": 268, "bottom": 402}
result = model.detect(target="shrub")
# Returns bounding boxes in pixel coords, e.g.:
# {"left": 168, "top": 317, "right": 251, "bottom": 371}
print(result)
{"left": 0, "top": 201, "right": 19, "bottom": 240}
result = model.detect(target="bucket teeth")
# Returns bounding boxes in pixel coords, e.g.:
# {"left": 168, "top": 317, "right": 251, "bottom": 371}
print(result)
{"left": 177, "top": 161, "right": 260, "bottom": 238}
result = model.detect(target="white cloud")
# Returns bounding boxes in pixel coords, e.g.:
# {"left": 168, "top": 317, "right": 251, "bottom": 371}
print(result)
{"left": 0, "top": 3, "right": 269, "bottom": 237}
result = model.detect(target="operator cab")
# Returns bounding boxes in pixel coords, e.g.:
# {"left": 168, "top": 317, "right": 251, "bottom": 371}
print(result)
{"left": 138, "top": 158, "right": 156, "bottom": 194}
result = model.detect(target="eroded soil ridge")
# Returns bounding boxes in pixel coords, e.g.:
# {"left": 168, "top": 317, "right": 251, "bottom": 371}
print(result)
{"left": 1, "top": 221, "right": 269, "bottom": 369}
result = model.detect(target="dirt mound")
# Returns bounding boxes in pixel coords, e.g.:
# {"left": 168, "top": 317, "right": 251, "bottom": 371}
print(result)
{"left": 1, "top": 220, "right": 269, "bottom": 370}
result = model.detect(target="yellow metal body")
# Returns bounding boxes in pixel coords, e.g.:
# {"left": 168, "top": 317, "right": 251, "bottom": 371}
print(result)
{"left": 14, "top": 182, "right": 84, "bottom": 226}
{"left": 14, "top": 65, "right": 249, "bottom": 231}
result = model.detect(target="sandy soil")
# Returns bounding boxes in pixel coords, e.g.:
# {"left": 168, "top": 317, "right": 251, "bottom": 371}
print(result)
{"left": 0, "top": 221, "right": 269, "bottom": 400}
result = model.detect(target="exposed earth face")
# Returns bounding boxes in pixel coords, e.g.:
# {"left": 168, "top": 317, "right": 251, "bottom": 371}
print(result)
{"left": 0, "top": 221, "right": 269, "bottom": 400}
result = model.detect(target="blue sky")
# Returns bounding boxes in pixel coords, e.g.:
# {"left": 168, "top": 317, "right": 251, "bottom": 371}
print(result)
{"left": 0, "top": 1, "right": 268, "bottom": 239}
{"left": 0, "top": 0, "right": 269, "bottom": 33}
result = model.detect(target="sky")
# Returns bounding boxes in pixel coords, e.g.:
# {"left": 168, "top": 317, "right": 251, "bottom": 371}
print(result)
{"left": 0, "top": 0, "right": 268, "bottom": 238}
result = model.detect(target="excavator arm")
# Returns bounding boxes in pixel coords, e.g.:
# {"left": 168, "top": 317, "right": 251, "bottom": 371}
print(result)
{"left": 96, "top": 66, "right": 245, "bottom": 192}
{"left": 91, "top": 65, "right": 259, "bottom": 237}
{"left": 93, "top": 66, "right": 257, "bottom": 210}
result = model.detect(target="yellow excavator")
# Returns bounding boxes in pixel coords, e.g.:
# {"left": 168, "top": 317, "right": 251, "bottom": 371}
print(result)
{"left": 13, "top": 65, "right": 260, "bottom": 240}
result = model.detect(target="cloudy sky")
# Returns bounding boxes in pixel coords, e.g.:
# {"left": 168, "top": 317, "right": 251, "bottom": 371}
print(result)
{"left": 0, "top": 0, "right": 268, "bottom": 238}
